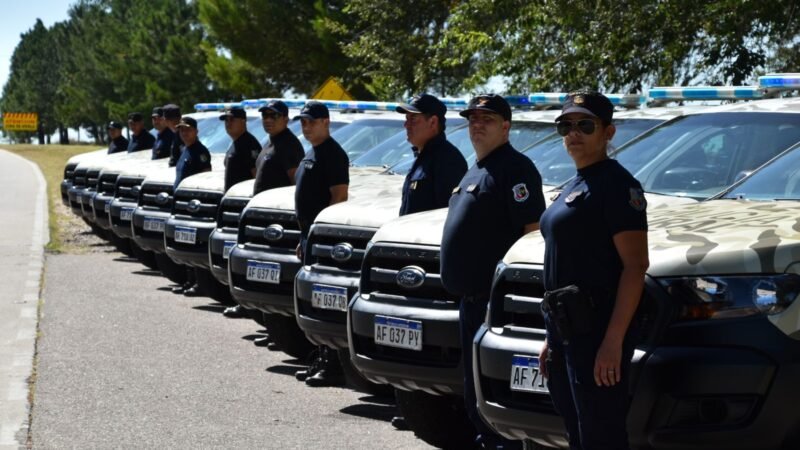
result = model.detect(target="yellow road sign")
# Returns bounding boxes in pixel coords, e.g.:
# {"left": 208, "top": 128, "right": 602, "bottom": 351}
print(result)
{"left": 3, "top": 112, "right": 38, "bottom": 132}
{"left": 311, "top": 77, "right": 354, "bottom": 101}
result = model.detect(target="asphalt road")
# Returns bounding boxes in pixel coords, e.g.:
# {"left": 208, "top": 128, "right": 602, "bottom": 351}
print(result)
{"left": 32, "top": 247, "right": 431, "bottom": 449}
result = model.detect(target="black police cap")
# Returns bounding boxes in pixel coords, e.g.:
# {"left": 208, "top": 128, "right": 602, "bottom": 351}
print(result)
{"left": 293, "top": 101, "right": 329, "bottom": 120}
{"left": 396, "top": 94, "right": 447, "bottom": 119}
{"left": 176, "top": 116, "right": 198, "bottom": 129}
{"left": 162, "top": 104, "right": 182, "bottom": 120}
{"left": 107, "top": 121, "right": 123, "bottom": 130}
{"left": 219, "top": 106, "right": 247, "bottom": 121}
{"left": 258, "top": 100, "right": 289, "bottom": 116}
{"left": 128, "top": 112, "right": 143, "bottom": 122}
{"left": 556, "top": 91, "right": 614, "bottom": 124}
{"left": 459, "top": 94, "right": 512, "bottom": 121}
{"left": 151, "top": 106, "right": 164, "bottom": 118}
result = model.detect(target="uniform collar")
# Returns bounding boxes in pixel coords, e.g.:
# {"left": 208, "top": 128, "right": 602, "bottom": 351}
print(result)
{"left": 412, "top": 132, "right": 447, "bottom": 158}
{"left": 313, "top": 136, "right": 335, "bottom": 150}
{"left": 576, "top": 157, "right": 613, "bottom": 177}
{"left": 476, "top": 141, "right": 513, "bottom": 167}
{"left": 270, "top": 127, "right": 292, "bottom": 144}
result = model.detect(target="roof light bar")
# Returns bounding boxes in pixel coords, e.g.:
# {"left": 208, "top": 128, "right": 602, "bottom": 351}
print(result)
{"left": 758, "top": 73, "right": 800, "bottom": 89}
{"left": 607, "top": 94, "right": 647, "bottom": 107}
{"left": 648, "top": 86, "right": 764, "bottom": 101}
{"left": 318, "top": 100, "right": 402, "bottom": 111}
{"left": 504, "top": 95, "right": 532, "bottom": 107}
{"left": 528, "top": 92, "right": 645, "bottom": 107}
{"left": 194, "top": 102, "right": 243, "bottom": 112}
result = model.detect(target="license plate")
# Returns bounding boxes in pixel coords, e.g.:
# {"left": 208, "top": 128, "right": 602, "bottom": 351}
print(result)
{"left": 374, "top": 315, "right": 422, "bottom": 351}
{"left": 510, "top": 355, "right": 549, "bottom": 393}
{"left": 120, "top": 207, "right": 134, "bottom": 221}
{"left": 311, "top": 284, "right": 349, "bottom": 311}
{"left": 174, "top": 226, "right": 197, "bottom": 244}
{"left": 143, "top": 216, "right": 166, "bottom": 232}
{"left": 222, "top": 241, "right": 236, "bottom": 259}
{"left": 104, "top": 201, "right": 110, "bottom": 213}
{"left": 246, "top": 260, "right": 280, "bottom": 284}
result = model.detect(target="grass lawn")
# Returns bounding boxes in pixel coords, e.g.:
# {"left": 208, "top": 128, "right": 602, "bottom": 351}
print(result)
{"left": 2, "top": 144, "right": 102, "bottom": 252}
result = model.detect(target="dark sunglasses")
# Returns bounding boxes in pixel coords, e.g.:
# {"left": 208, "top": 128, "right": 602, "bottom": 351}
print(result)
{"left": 556, "top": 119, "right": 597, "bottom": 136}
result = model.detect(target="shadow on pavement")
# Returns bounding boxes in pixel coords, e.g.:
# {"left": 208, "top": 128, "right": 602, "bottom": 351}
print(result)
{"left": 113, "top": 256, "right": 140, "bottom": 263}
{"left": 131, "top": 269, "right": 163, "bottom": 277}
{"left": 192, "top": 304, "right": 226, "bottom": 314}
{"left": 339, "top": 403, "right": 397, "bottom": 422}
{"left": 241, "top": 334, "right": 263, "bottom": 341}
{"left": 359, "top": 394, "right": 395, "bottom": 405}
{"left": 265, "top": 363, "right": 305, "bottom": 377}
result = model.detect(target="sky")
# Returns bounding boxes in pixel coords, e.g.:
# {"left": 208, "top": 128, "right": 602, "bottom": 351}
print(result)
{"left": 0, "top": 0, "right": 73, "bottom": 91}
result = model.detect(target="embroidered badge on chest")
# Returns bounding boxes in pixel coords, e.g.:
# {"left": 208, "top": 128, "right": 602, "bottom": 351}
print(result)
{"left": 512, "top": 183, "right": 529, "bottom": 202}
{"left": 629, "top": 188, "right": 647, "bottom": 211}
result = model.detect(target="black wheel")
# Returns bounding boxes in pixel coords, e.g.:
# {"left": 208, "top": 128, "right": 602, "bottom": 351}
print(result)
{"left": 195, "top": 268, "right": 235, "bottom": 305}
{"left": 395, "top": 389, "right": 478, "bottom": 449}
{"left": 109, "top": 233, "right": 133, "bottom": 256}
{"left": 155, "top": 253, "right": 187, "bottom": 285}
{"left": 261, "top": 313, "right": 315, "bottom": 359}
{"left": 130, "top": 242, "right": 158, "bottom": 270}
{"left": 338, "top": 348, "right": 393, "bottom": 397}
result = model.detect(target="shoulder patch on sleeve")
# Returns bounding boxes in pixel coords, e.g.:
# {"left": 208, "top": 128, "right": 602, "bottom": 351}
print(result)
{"left": 200, "top": 154, "right": 208, "bottom": 163}
{"left": 512, "top": 183, "right": 529, "bottom": 202}
{"left": 629, "top": 187, "right": 647, "bottom": 211}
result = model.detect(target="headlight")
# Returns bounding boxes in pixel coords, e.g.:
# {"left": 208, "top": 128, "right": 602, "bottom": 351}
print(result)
{"left": 658, "top": 274, "right": 800, "bottom": 320}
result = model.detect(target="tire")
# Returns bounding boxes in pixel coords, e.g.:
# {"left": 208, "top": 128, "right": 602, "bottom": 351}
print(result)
{"left": 130, "top": 242, "right": 158, "bottom": 270}
{"left": 155, "top": 253, "right": 187, "bottom": 285}
{"left": 261, "top": 313, "right": 315, "bottom": 359}
{"left": 195, "top": 268, "right": 235, "bottom": 305}
{"left": 109, "top": 233, "right": 133, "bottom": 256}
{"left": 338, "top": 348, "right": 393, "bottom": 397}
{"left": 395, "top": 389, "right": 478, "bottom": 449}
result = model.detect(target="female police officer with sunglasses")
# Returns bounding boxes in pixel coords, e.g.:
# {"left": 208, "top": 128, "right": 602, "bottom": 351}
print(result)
{"left": 538, "top": 91, "right": 649, "bottom": 449}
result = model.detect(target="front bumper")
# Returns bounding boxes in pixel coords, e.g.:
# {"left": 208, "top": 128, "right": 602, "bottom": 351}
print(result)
{"left": 208, "top": 228, "right": 238, "bottom": 285}
{"left": 348, "top": 292, "right": 463, "bottom": 395}
{"left": 91, "top": 193, "right": 114, "bottom": 229}
{"left": 131, "top": 208, "right": 170, "bottom": 253}
{"left": 79, "top": 188, "right": 97, "bottom": 221}
{"left": 67, "top": 186, "right": 87, "bottom": 217}
{"left": 475, "top": 316, "right": 800, "bottom": 449}
{"left": 227, "top": 245, "right": 299, "bottom": 316}
{"left": 60, "top": 180, "right": 72, "bottom": 206}
{"left": 164, "top": 217, "right": 216, "bottom": 268}
{"left": 295, "top": 266, "right": 357, "bottom": 349}
{"left": 109, "top": 199, "right": 137, "bottom": 238}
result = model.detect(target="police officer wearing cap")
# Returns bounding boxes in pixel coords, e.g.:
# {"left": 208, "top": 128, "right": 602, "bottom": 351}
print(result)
{"left": 173, "top": 116, "right": 212, "bottom": 189}
{"left": 163, "top": 104, "right": 184, "bottom": 167}
{"left": 126, "top": 112, "right": 156, "bottom": 153}
{"left": 538, "top": 91, "right": 648, "bottom": 450}
{"left": 221, "top": 106, "right": 260, "bottom": 191}
{"left": 293, "top": 101, "right": 349, "bottom": 387}
{"left": 151, "top": 106, "right": 174, "bottom": 161}
{"left": 223, "top": 100, "right": 305, "bottom": 323}
{"left": 441, "top": 94, "right": 546, "bottom": 449}
{"left": 106, "top": 121, "right": 129, "bottom": 154}
{"left": 396, "top": 94, "right": 467, "bottom": 215}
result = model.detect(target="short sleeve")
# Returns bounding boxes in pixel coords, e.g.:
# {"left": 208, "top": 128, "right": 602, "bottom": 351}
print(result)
{"left": 603, "top": 175, "right": 648, "bottom": 235}
{"left": 433, "top": 146, "right": 468, "bottom": 208}
{"left": 279, "top": 139, "right": 304, "bottom": 172}
{"left": 200, "top": 148, "right": 212, "bottom": 172}
{"left": 504, "top": 158, "right": 547, "bottom": 229}
{"left": 324, "top": 147, "right": 350, "bottom": 187}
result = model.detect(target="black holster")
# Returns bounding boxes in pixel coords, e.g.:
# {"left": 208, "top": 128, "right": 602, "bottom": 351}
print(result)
{"left": 541, "top": 285, "right": 596, "bottom": 341}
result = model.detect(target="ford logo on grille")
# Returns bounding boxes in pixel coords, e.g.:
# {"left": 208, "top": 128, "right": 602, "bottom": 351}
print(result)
{"left": 130, "top": 185, "right": 141, "bottom": 198}
{"left": 331, "top": 243, "right": 353, "bottom": 262}
{"left": 396, "top": 266, "right": 426, "bottom": 289}
{"left": 187, "top": 199, "right": 202, "bottom": 213}
{"left": 264, "top": 224, "right": 284, "bottom": 241}
{"left": 156, "top": 192, "right": 170, "bottom": 205}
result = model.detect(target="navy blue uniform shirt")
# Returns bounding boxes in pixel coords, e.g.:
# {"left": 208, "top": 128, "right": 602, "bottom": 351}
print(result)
{"left": 152, "top": 128, "right": 175, "bottom": 160}
{"left": 540, "top": 158, "right": 647, "bottom": 298}
{"left": 441, "top": 142, "right": 546, "bottom": 297}
{"left": 224, "top": 131, "right": 260, "bottom": 191}
{"left": 254, "top": 128, "right": 305, "bottom": 195}
{"left": 174, "top": 140, "right": 212, "bottom": 190}
{"left": 400, "top": 133, "right": 468, "bottom": 216}
{"left": 107, "top": 135, "right": 129, "bottom": 155}
{"left": 294, "top": 136, "right": 349, "bottom": 233}
{"left": 127, "top": 130, "right": 156, "bottom": 153}
{"left": 167, "top": 130, "right": 184, "bottom": 167}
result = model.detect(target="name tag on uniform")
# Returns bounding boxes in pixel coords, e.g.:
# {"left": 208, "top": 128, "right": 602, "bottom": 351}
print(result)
{"left": 466, "top": 184, "right": 478, "bottom": 193}
{"left": 304, "top": 161, "right": 314, "bottom": 170}
{"left": 452, "top": 186, "right": 461, "bottom": 194}
{"left": 410, "top": 181, "right": 418, "bottom": 190}
{"left": 565, "top": 190, "right": 585, "bottom": 203}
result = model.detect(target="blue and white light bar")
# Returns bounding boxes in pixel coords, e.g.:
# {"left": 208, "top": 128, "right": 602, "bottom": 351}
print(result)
{"left": 648, "top": 86, "right": 764, "bottom": 101}
{"left": 528, "top": 92, "right": 645, "bottom": 108}
{"left": 437, "top": 98, "right": 470, "bottom": 109}
{"left": 194, "top": 102, "right": 243, "bottom": 112}
{"left": 319, "top": 100, "right": 402, "bottom": 111}
{"left": 504, "top": 95, "right": 533, "bottom": 108}
{"left": 241, "top": 98, "right": 309, "bottom": 109}
{"left": 758, "top": 73, "right": 800, "bottom": 89}
{"left": 607, "top": 94, "right": 647, "bottom": 107}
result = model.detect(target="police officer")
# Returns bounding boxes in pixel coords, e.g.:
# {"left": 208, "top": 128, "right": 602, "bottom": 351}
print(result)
{"left": 126, "top": 112, "right": 156, "bottom": 153}
{"left": 221, "top": 106, "right": 260, "bottom": 191}
{"left": 441, "top": 94, "right": 546, "bottom": 449}
{"left": 538, "top": 91, "right": 648, "bottom": 450}
{"left": 293, "top": 101, "right": 349, "bottom": 387}
{"left": 396, "top": 94, "right": 467, "bottom": 215}
{"left": 163, "top": 104, "right": 183, "bottom": 167}
{"left": 173, "top": 116, "right": 212, "bottom": 189}
{"left": 223, "top": 100, "right": 304, "bottom": 324}
{"left": 106, "top": 121, "right": 129, "bottom": 154}
{"left": 151, "top": 106, "right": 174, "bottom": 161}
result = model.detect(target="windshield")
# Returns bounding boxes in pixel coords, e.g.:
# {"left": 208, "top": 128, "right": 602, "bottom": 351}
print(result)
{"left": 722, "top": 144, "right": 800, "bottom": 200}
{"left": 462, "top": 121, "right": 557, "bottom": 165}
{"left": 615, "top": 112, "right": 800, "bottom": 199}
{"left": 197, "top": 117, "right": 231, "bottom": 153}
{"left": 327, "top": 118, "right": 405, "bottom": 160}
{"left": 296, "top": 120, "right": 347, "bottom": 151}
{"left": 524, "top": 118, "right": 666, "bottom": 186}
{"left": 352, "top": 117, "right": 468, "bottom": 168}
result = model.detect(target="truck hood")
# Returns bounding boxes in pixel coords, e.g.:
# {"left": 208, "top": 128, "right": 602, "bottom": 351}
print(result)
{"left": 371, "top": 208, "right": 449, "bottom": 246}
{"left": 76, "top": 149, "right": 151, "bottom": 171}
{"left": 312, "top": 174, "right": 404, "bottom": 228}
{"left": 66, "top": 148, "right": 107, "bottom": 165}
{"left": 176, "top": 170, "right": 225, "bottom": 192}
{"left": 141, "top": 166, "right": 179, "bottom": 185}
{"left": 502, "top": 199, "right": 800, "bottom": 278}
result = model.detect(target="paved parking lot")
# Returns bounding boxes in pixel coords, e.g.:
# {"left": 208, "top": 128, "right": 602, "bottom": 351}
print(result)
{"left": 32, "top": 249, "right": 430, "bottom": 449}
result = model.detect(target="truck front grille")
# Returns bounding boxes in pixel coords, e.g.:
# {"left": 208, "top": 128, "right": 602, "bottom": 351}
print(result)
{"left": 238, "top": 209, "right": 300, "bottom": 250}
{"left": 217, "top": 198, "right": 250, "bottom": 231}
{"left": 172, "top": 189, "right": 223, "bottom": 221}
{"left": 115, "top": 176, "right": 145, "bottom": 203}
{"left": 306, "top": 225, "right": 375, "bottom": 271}
{"left": 359, "top": 243, "right": 457, "bottom": 303}
{"left": 139, "top": 182, "right": 173, "bottom": 211}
